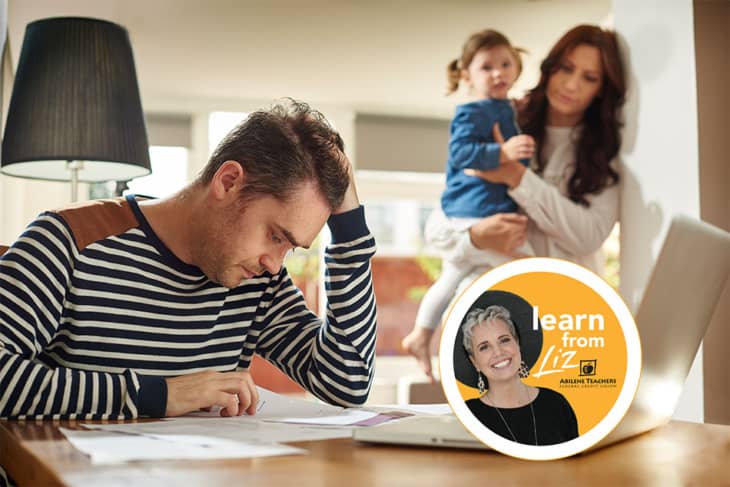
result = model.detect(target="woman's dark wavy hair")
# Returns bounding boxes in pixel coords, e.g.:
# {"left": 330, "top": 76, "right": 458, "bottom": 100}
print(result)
{"left": 519, "top": 25, "right": 626, "bottom": 206}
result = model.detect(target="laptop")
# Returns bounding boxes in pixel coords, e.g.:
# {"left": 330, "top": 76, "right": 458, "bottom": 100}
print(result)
{"left": 354, "top": 215, "right": 730, "bottom": 451}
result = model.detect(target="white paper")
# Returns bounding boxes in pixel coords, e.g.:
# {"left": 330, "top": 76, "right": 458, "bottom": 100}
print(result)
{"left": 181, "top": 387, "right": 343, "bottom": 420}
{"left": 177, "top": 387, "right": 387, "bottom": 427}
{"left": 85, "top": 417, "right": 352, "bottom": 444}
{"left": 254, "top": 388, "right": 344, "bottom": 418}
{"left": 60, "top": 427, "right": 304, "bottom": 464}
{"left": 364, "top": 403, "right": 453, "bottom": 416}
{"left": 71, "top": 387, "right": 438, "bottom": 463}
{"left": 269, "top": 408, "right": 381, "bottom": 426}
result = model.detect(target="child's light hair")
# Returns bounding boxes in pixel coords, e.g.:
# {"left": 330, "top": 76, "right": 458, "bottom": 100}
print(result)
{"left": 446, "top": 29, "right": 527, "bottom": 95}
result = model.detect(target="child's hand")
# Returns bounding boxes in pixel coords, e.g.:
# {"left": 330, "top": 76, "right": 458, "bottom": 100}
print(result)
{"left": 494, "top": 123, "right": 535, "bottom": 162}
{"left": 401, "top": 327, "right": 437, "bottom": 383}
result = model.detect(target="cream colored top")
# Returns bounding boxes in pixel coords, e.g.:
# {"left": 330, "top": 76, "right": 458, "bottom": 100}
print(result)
{"left": 508, "top": 125, "right": 620, "bottom": 274}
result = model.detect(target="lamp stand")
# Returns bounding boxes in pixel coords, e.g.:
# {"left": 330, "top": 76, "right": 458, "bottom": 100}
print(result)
{"left": 67, "top": 160, "right": 83, "bottom": 202}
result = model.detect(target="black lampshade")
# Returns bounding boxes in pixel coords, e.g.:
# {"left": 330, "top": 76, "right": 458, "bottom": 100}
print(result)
{"left": 1, "top": 17, "right": 151, "bottom": 183}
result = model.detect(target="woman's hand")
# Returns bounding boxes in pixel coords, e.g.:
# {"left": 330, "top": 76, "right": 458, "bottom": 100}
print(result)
{"left": 468, "top": 213, "right": 528, "bottom": 256}
{"left": 465, "top": 162, "right": 526, "bottom": 189}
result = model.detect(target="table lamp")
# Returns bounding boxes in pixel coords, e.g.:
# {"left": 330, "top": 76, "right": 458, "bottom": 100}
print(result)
{"left": 1, "top": 17, "right": 151, "bottom": 202}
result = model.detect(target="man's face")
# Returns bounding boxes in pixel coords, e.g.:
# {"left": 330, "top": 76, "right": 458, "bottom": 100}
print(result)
{"left": 195, "top": 180, "right": 330, "bottom": 288}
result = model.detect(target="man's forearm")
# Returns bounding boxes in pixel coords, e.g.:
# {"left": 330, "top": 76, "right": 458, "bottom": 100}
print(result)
{"left": 307, "top": 206, "right": 377, "bottom": 406}
{"left": 0, "top": 355, "right": 143, "bottom": 420}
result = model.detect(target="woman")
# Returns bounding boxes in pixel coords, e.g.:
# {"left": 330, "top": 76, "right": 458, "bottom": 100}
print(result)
{"left": 467, "top": 23, "right": 625, "bottom": 266}
{"left": 403, "top": 25, "right": 626, "bottom": 378}
{"left": 460, "top": 305, "right": 578, "bottom": 445}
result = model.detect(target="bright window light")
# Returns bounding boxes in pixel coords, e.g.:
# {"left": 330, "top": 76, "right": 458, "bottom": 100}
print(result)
{"left": 127, "top": 146, "right": 188, "bottom": 198}
{"left": 209, "top": 112, "right": 248, "bottom": 154}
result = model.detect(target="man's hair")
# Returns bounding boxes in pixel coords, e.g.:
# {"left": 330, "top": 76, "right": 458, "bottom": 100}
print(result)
{"left": 198, "top": 99, "right": 349, "bottom": 210}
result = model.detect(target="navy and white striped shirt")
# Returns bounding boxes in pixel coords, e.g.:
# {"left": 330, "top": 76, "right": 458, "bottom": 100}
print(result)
{"left": 0, "top": 196, "right": 377, "bottom": 420}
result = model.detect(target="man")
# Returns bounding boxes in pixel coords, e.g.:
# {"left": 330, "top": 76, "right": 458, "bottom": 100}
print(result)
{"left": 0, "top": 100, "right": 376, "bottom": 420}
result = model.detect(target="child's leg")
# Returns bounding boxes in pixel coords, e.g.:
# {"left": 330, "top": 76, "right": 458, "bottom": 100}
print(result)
{"left": 414, "top": 259, "right": 471, "bottom": 329}
{"left": 460, "top": 236, "right": 534, "bottom": 268}
{"left": 403, "top": 259, "right": 473, "bottom": 381}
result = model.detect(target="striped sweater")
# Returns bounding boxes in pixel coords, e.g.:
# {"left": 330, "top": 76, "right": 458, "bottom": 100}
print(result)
{"left": 0, "top": 195, "right": 377, "bottom": 420}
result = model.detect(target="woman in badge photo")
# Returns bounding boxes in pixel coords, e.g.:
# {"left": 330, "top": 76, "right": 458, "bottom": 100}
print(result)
{"left": 454, "top": 291, "right": 578, "bottom": 445}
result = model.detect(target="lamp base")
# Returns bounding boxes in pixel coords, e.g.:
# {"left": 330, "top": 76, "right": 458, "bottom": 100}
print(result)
{"left": 67, "top": 160, "right": 84, "bottom": 202}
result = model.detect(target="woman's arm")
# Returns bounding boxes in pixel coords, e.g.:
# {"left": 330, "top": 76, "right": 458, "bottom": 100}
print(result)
{"left": 465, "top": 158, "right": 618, "bottom": 256}
{"left": 508, "top": 168, "right": 619, "bottom": 255}
{"left": 424, "top": 207, "right": 528, "bottom": 260}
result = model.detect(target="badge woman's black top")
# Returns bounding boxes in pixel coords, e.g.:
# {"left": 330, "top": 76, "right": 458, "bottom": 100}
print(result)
{"left": 466, "top": 387, "right": 579, "bottom": 445}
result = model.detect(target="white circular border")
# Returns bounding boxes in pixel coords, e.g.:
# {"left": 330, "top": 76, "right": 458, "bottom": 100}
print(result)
{"left": 439, "top": 258, "right": 641, "bottom": 460}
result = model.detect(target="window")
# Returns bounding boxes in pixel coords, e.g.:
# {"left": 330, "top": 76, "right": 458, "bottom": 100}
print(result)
{"left": 88, "top": 146, "right": 188, "bottom": 199}
{"left": 209, "top": 112, "right": 248, "bottom": 153}
{"left": 89, "top": 112, "right": 192, "bottom": 200}
{"left": 127, "top": 146, "right": 188, "bottom": 198}
{"left": 357, "top": 170, "right": 443, "bottom": 357}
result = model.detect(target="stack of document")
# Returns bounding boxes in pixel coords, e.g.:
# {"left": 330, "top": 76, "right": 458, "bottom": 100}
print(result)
{"left": 61, "top": 387, "right": 450, "bottom": 464}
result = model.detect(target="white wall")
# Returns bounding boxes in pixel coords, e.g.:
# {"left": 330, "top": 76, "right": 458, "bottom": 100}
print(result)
{"left": 613, "top": 0, "right": 703, "bottom": 422}
{"left": 7, "top": 0, "right": 612, "bottom": 119}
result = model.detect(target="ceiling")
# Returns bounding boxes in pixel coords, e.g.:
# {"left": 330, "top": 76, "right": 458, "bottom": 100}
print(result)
{"left": 7, "top": 0, "right": 611, "bottom": 119}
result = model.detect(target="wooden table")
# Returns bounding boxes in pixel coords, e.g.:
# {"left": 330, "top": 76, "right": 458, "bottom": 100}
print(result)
{"left": 1, "top": 420, "right": 729, "bottom": 486}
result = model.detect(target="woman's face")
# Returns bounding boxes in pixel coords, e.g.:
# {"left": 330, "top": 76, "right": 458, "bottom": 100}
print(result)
{"left": 469, "top": 319, "right": 522, "bottom": 385}
{"left": 546, "top": 43, "right": 604, "bottom": 127}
